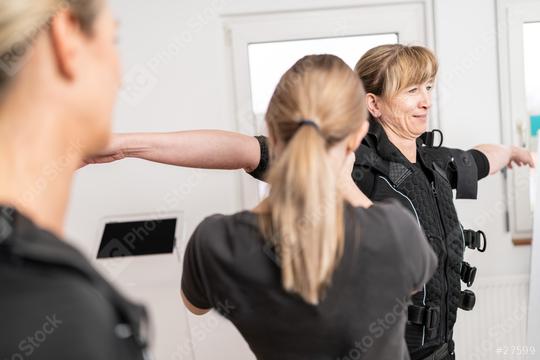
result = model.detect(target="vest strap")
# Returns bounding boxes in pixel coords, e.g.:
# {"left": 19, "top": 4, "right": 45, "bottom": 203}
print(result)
{"left": 418, "top": 342, "right": 452, "bottom": 360}
{"left": 463, "top": 229, "right": 487, "bottom": 252}
{"left": 459, "top": 290, "right": 476, "bottom": 311}
{"left": 460, "top": 261, "right": 477, "bottom": 287}
{"left": 408, "top": 304, "right": 440, "bottom": 332}
{"left": 419, "top": 130, "right": 444, "bottom": 148}
{"left": 449, "top": 149, "right": 479, "bottom": 199}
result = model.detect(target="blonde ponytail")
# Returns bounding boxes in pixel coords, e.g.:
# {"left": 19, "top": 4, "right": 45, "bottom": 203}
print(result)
{"left": 260, "top": 55, "right": 366, "bottom": 304}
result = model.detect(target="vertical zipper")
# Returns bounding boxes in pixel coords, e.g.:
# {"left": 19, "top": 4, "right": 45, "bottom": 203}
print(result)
{"left": 431, "top": 181, "right": 450, "bottom": 342}
{"left": 378, "top": 176, "right": 427, "bottom": 345}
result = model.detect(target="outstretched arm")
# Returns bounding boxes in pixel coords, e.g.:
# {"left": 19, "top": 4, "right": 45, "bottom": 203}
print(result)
{"left": 474, "top": 144, "right": 535, "bottom": 175}
{"left": 83, "top": 130, "right": 261, "bottom": 172}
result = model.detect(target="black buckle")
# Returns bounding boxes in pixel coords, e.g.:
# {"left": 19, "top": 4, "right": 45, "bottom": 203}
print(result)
{"left": 420, "top": 130, "right": 444, "bottom": 148}
{"left": 460, "top": 261, "right": 477, "bottom": 287}
{"left": 459, "top": 290, "right": 476, "bottom": 311}
{"left": 408, "top": 305, "right": 440, "bottom": 331}
{"left": 424, "top": 307, "right": 439, "bottom": 331}
{"left": 463, "top": 229, "right": 487, "bottom": 252}
{"left": 420, "top": 342, "right": 451, "bottom": 360}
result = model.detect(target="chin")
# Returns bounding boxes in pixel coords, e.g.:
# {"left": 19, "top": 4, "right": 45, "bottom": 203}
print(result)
{"left": 416, "top": 121, "right": 429, "bottom": 134}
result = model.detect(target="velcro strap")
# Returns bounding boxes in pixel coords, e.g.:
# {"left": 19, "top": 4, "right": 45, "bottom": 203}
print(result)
{"left": 408, "top": 305, "right": 440, "bottom": 331}
{"left": 449, "top": 149, "right": 478, "bottom": 199}
{"left": 460, "top": 261, "right": 477, "bottom": 287}
{"left": 463, "top": 229, "right": 487, "bottom": 252}
{"left": 459, "top": 290, "right": 476, "bottom": 311}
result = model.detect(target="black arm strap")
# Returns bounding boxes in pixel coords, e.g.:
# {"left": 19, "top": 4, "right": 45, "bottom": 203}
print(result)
{"left": 449, "top": 149, "right": 479, "bottom": 199}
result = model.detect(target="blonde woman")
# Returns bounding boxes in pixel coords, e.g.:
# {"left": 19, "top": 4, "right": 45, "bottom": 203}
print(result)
{"left": 180, "top": 55, "right": 436, "bottom": 359}
{"left": 0, "top": 1, "right": 149, "bottom": 359}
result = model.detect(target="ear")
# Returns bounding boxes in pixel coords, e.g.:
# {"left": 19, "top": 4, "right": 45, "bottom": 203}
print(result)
{"left": 48, "top": 9, "right": 85, "bottom": 80}
{"left": 366, "top": 93, "right": 382, "bottom": 118}
{"left": 347, "top": 121, "right": 369, "bottom": 152}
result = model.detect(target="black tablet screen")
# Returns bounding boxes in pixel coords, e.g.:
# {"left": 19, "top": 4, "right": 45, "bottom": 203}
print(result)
{"left": 97, "top": 218, "right": 177, "bottom": 258}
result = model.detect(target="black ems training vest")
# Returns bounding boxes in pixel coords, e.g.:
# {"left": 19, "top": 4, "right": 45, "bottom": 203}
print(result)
{"left": 353, "top": 122, "right": 486, "bottom": 357}
{"left": 0, "top": 207, "right": 151, "bottom": 360}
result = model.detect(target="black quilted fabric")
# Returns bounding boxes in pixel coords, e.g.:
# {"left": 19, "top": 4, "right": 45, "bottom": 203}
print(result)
{"left": 354, "top": 124, "right": 472, "bottom": 354}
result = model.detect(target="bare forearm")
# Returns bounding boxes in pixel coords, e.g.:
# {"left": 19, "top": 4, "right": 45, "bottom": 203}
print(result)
{"left": 474, "top": 144, "right": 511, "bottom": 175}
{"left": 474, "top": 144, "right": 535, "bottom": 175}
{"left": 118, "top": 130, "right": 261, "bottom": 171}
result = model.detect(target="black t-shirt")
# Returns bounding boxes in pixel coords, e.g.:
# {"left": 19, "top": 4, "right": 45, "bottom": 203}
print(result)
{"left": 182, "top": 201, "right": 437, "bottom": 360}
{"left": 0, "top": 207, "right": 149, "bottom": 360}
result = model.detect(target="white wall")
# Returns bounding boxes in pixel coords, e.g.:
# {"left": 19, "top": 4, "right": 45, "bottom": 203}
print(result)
{"left": 64, "top": 0, "right": 532, "bottom": 359}
{"left": 426, "top": 1, "right": 532, "bottom": 357}
{"left": 435, "top": 0, "right": 531, "bottom": 277}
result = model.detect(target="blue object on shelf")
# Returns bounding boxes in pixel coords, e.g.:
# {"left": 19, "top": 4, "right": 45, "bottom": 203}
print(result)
{"left": 531, "top": 115, "right": 540, "bottom": 137}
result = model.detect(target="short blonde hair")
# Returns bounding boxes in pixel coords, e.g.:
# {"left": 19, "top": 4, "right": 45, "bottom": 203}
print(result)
{"left": 354, "top": 44, "right": 438, "bottom": 98}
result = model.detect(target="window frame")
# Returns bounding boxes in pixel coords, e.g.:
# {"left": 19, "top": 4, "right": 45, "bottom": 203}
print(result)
{"left": 497, "top": 0, "right": 540, "bottom": 241}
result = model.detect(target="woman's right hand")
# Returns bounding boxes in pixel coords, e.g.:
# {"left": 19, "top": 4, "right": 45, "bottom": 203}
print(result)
{"left": 80, "top": 130, "right": 262, "bottom": 171}
{"left": 80, "top": 135, "right": 127, "bottom": 168}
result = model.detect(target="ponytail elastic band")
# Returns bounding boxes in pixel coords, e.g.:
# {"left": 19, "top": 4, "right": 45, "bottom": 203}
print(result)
{"left": 298, "top": 119, "right": 321, "bottom": 132}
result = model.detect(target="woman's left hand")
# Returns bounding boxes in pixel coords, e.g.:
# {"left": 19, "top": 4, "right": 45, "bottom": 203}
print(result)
{"left": 475, "top": 144, "right": 536, "bottom": 175}
{"left": 507, "top": 146, "right": 536, "bottom": 169}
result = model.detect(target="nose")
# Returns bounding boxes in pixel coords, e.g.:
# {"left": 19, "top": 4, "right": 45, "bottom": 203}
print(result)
{"left": 419, "top": 90, "right": 432, "bottom": 110}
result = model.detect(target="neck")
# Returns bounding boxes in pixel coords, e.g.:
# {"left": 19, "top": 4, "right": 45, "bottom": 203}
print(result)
{"left": 0, "top": 98, "right": 83, "bottom": 238}
{"left": 382, "top": 124, "right": 418, "bottom": 163}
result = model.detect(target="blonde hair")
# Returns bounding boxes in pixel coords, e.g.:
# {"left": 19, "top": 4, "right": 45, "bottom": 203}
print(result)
{"left": 0, "top": 0, "right": 101, "bottom": 87}
{"left": 260, "top": 54, "right": 367, "bottom": 305}
{"left": 354, "top": 44, "right": 438, "bottom": 99}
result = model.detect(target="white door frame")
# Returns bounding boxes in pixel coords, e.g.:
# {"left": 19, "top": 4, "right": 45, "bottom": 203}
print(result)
{"left": 223, "top": 0, "right": 436, "bottom": 208}
{"left": 497, "top": 0, "right": 540, "bottom": 239}
{"left": 497, "top": 0, "right": 540, "bottom": 347}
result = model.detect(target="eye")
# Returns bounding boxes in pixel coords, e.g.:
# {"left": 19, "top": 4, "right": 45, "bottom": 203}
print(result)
{"left": 408, "top": 87, "right": 418, "bottom": 94}
{"left": 426, "top": 84, "right": 433, "bottom": 92}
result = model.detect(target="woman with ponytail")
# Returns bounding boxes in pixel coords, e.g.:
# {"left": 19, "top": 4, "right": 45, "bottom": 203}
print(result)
{"left": 180, "top": 55, "right": 436, "bottom": 359}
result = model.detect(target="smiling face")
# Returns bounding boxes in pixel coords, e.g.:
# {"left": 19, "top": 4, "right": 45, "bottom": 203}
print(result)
{"left": 377, "top": 80, "right": 434, "bottom": 139}
{"left": 355, "top": 44, "right": 438, "bottom": 141}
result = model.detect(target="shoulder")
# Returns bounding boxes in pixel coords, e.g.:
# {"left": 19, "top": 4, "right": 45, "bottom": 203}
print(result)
{"left": 420, "top": 145, "right": 454, "bottom": 165}
{"left": 189, "top": 211, "right": 258, "bottom": 256}
{"left": 0, "top": 262, "right": 122, "bottom": 358}
{"left": 366, "top": 200, "right": 418, "bottom": 226}
{"left": 349, "top": 200, "right": 420, "bottom": 244}
{"left": 189, "top": 214, "right": 228, "bottom": 250}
